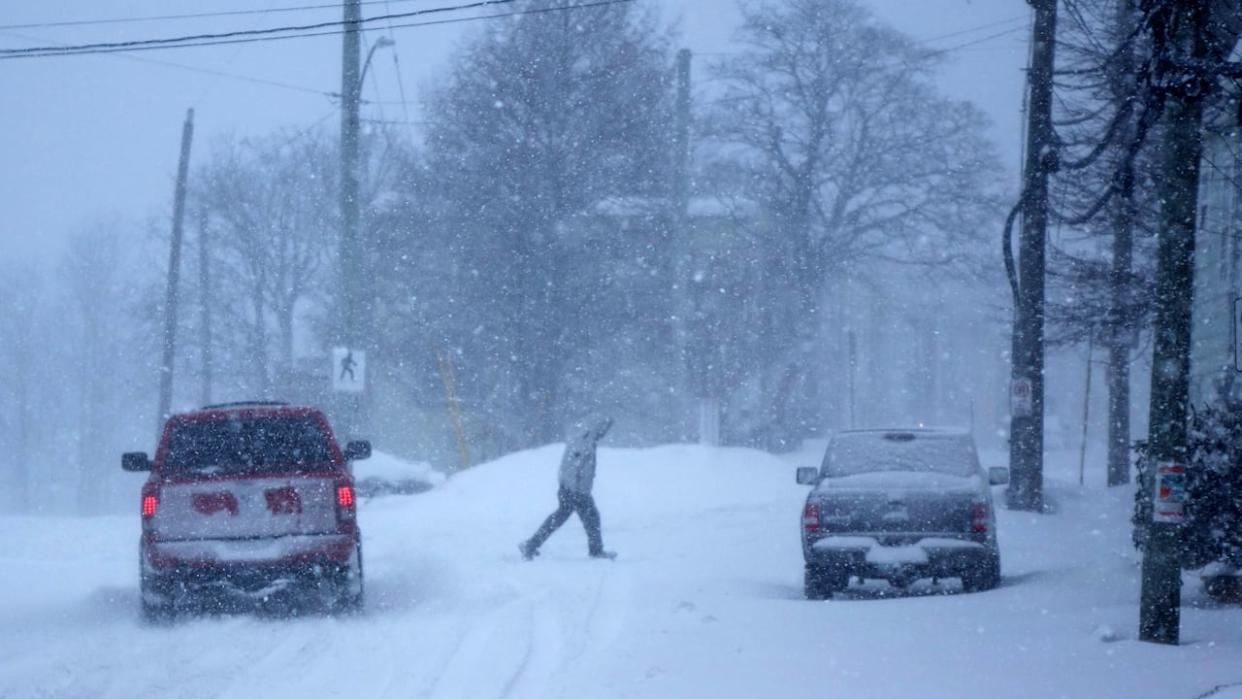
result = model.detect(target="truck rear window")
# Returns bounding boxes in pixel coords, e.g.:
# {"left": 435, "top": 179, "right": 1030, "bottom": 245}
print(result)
{"left": 823, "top": 434, "right": 978, "bottom": 478}
{"left": 163, "top": 416, "right": 333, "bottom": 476}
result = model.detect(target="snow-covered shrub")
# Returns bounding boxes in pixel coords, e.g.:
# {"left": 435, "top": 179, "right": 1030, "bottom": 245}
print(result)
{"left": 1132, "top": 403, "right": 1242, "bottom": 570}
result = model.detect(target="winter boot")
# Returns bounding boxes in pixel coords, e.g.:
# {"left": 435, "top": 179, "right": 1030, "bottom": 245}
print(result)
{"left": 518, "top": 540, "right": 539, "bottom": 561}
{"left": 589, "top": 550, "right": 617, "bottom": 560}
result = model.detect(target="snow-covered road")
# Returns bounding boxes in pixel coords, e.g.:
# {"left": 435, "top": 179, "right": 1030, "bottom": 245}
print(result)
{"left": 3, "top": 444, "right": 1242, "bottom": 698}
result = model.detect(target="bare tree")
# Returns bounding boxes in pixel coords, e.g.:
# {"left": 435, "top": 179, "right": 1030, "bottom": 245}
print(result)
{"left": 195, "top": 130, "right": 337, "bottom": 396}
{"left": 0, "top": 264, "right": 42, "bottom": 511}
{"left": 706, "top": 0, "right": 1002, "bottom": 444}
{"left": 60, "top": 226, "right": 130, "bottom": 512}
{"left": 422, "top": 0, "right": 675, "bottom": 446}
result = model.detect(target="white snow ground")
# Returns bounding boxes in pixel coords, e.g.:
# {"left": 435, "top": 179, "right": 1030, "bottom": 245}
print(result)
{"left": 3, "top": 443, "right": 1242, "bottom": 698}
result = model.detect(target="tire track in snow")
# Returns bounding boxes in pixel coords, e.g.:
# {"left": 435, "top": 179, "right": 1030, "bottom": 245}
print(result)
{"left": 423, "top": 595, "right": 537, "bottom": 699}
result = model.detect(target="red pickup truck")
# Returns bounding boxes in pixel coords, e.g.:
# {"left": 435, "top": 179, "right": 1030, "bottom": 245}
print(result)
{"left": 123, "top": 402, "right": 370, "bottom": 620}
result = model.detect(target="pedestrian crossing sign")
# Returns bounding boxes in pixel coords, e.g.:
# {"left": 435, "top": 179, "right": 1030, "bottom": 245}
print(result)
{"left": 332, "top": 347, "right": 366, "bottom": 393}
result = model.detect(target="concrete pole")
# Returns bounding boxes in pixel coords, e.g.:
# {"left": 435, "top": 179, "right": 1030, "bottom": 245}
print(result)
{"left": 157, "top": 108, "right": 194, "bottom": 434}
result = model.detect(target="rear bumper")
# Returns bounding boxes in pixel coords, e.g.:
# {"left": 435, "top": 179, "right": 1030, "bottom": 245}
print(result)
{"left": 145, "top": 533, "right": 355, "bottom": 571}
{"left": 804, "top": 534, "right": 994, "bottom": 578}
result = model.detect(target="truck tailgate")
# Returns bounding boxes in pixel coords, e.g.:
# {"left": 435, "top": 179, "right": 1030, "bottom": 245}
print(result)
{"left": 153, "top": 475, "right": 339, "bottom": 541}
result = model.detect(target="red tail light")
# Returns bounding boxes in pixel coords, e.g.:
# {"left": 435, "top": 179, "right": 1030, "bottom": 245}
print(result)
{"left": 971, "top": 501, "right": 989, "bottom": 533}
{"left": 337, "top": 485, "right": 355, "bottom": 508}
{"left": 141, "top": 482, "right": 160, "bottom": 518}
{"left": 802, "top": 501, "right": 821, "bottom": 533}
{"left": 336, "top": 482, "right": 357, "bottom": 524}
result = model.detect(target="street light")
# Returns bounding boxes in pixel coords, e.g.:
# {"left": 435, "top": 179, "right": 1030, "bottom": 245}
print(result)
{"left": 361, "top": 36, "right": 394, "bottom": 86}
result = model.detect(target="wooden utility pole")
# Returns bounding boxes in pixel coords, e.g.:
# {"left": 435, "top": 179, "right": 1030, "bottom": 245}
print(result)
{"left": 157, "top": 108, "right": 195, "bottom": 433}
{"left": 197, "top": 207, "right": 213, "bottom": 406}
{"left": 670, "top": 48, "right": 713, "bottom": 444}
{"left": 1107, "top": 0, "right": 1139, "bottom": 488}
{"left": 1140, "top": 1, "right": 1213, "bottom": 647}
{"left": 339, "top": 0, "right": 364, "bottom": 439}
{"left": 1008, "top": 0, "right": 1057, "bottom": 512}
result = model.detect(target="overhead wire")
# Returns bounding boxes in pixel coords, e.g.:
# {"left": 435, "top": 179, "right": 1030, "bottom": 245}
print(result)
{"left": 0, "top": 0, "right": 516, "bottom": 58}
{"left": 0, "top": 0, "right": 437, "bottom": 32}
{"left": 0, "top": 28, "right": 336, "bottom": 98}
{"left": 0, "top": 0, "right": 634, "bottom": 60}
{"left": 698, "top": 14, "right": 1030, "bottom": 61}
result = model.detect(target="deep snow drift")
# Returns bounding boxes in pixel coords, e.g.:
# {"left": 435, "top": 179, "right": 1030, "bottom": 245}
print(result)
{"left": 2, "top": 442, "right": 1241, "bottom": 698}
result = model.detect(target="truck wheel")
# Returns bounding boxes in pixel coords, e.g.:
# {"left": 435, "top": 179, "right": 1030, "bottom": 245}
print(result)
{"left": 961, "top": 553, "right": 1001, "bottom": 593}
{"left": 140, "top": 568, "right": 175, "bottom": 623}
{"left": 333, "top": 537, "right": 365, "bottom": 613}
{"left": 1204, "top": 575, "right": 1241, "bottom": 602}
{"left": 805, "top": 565, "right": 847, "bottom": 600}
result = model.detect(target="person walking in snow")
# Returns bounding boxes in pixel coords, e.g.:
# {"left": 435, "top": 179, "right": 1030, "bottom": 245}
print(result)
{"left": 520, "top": 416, "right": 615, "bottom": 560}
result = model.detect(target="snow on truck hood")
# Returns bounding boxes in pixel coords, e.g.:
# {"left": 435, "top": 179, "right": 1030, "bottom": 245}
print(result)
{"left": 816, "top": 471, "right": 982, "bottom": 493}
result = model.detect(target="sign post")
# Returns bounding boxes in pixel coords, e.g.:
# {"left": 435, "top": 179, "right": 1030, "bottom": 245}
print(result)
{"left": 1140, "top": 460, "right": 1186, "bottom": 644}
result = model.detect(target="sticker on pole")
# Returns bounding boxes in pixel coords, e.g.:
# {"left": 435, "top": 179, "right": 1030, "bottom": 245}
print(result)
{"left": 1152, "top": 461, "right": 1187, "bottom": 524}
{"left": 332, "top": 347, "right": 366, "bottom": 393}
{"left": 1010, "top": 377, "right": 1034, "bottom": 418}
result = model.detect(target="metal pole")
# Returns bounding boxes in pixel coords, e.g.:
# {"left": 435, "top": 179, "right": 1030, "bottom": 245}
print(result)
{"left": 157, "top": 108, "right": 195, "bottom": 433}
{"left": 1079, "top": 339, "right": 1094, "bottom": 486}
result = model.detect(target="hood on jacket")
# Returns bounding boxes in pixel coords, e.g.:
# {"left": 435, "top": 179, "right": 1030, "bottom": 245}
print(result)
{"left": 569, "top": 415, "right": 613, "bottom": 445}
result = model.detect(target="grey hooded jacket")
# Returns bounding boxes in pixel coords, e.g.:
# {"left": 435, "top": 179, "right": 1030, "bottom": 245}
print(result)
{"left": 558, "top": 417, "right": 613, "bottom": 494}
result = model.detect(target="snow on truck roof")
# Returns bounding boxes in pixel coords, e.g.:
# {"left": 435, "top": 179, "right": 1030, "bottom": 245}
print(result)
{"left": 834, "top": 427, "right": 971, "bottom": 438}
{"left": 169, "top": 402, "right": 321, "bottom": 422}
{"left": 200, "top": 401, "right": 290, "bottom": 410}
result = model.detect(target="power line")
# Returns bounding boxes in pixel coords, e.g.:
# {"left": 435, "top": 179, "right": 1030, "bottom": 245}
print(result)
{"left": 918, "top": 15, "right": 1028, "bottom": 46}
{"left": 0, "top": 29, "right": 335, "bottom": 98}
{"left": 0, "top": 0, "right": 516, "bottom": 58}
{"left": 0, "top": 0, "right": 634, "bottom": 60}
{"left": 698, "top": 14, "right": 1029, "bottom": 60}
{"left": 0, "top": 0, "right": 434, "bottom": 32}
{"left": 923, "top": 25, "right": 1029, "bottom": 58}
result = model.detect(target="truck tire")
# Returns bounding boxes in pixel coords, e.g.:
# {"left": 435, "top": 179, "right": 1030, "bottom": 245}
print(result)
{"left": 333, "top": 536, "right": 365, "bottom": 613}
{"left": 1204, "top": 575, "right": 1241, "bottom": 602}
{"left": 805, "top": 565, "right": 847, "bottom": 600}
{"left": 961, "top": 552, "right": 1001, "bottom": 593}
{"left": 140, "top": 567, "right": 175, "bottom": 623}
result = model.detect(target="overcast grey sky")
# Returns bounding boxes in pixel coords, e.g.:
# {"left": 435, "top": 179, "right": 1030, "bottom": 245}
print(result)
{"left": 0, "top": 0, "right": 1029, "bottom": 261}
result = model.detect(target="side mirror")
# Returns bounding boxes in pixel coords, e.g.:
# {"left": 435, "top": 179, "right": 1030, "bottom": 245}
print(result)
{"left": 122, "top": 452, "right": 151, "bottom": 472}
{"left": 988, "top": 467, "right": 1010, "bottom": 486}
{"left": 345, "top": 440, "right": 372, "bottom": 461}
{"left": 796, "top": 467, "right": 819, "bottom": 486}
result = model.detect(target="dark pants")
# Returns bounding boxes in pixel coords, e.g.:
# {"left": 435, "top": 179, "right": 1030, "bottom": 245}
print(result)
{"left": 527, "top": 487, "right": 604, "bottom": 554}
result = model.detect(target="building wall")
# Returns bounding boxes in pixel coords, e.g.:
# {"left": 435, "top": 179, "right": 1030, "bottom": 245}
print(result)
{"left": 1192, "top": 129, "right": 1242, "bottom": 404}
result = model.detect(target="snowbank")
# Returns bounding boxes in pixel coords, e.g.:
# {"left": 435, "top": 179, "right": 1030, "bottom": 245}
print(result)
{"left": 352, "top": 450, "right": 445, "bottom": 498}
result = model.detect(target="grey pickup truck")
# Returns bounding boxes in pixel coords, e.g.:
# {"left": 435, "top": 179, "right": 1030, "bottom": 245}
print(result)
{"left": 796, "top": 429, "right": 1009, "bottom": 599}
